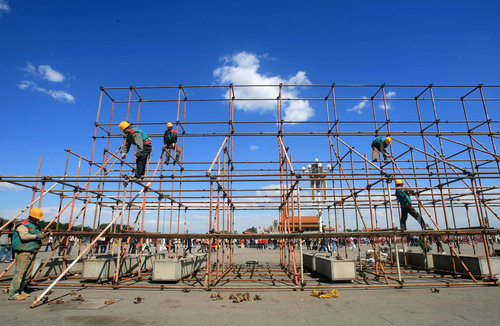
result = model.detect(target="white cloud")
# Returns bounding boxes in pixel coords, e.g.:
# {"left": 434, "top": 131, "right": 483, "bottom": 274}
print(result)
{"left": 23, "top": 62, "right": 35, "bottom": 74}
{"left": 38, "top": 65, "right": 64, "bottom": 82}
{"left": 213, "top": 51, "right": 314, "bottom": 122}
{"left": 47, "top": 90, "right": 75, "bottom": 102}
{"left": 284, "top": 100, "right": 314, "bottom": 121}
{"left": 0, "top": 0, "right": 10, "bottom": 13}
{"left": 18, "top": 80, "right": 34, "bottom": 90}
{"left": 18, "top": 80, "right": 75, "bottom": 103}
{"left": 378, "top": 91, "right": 396, "bottom": 110}
{"left": 348, "top": 91, "right": 396, "bottom": 114}
{"left": 254, "top": 184, "right": 281, "bottom": 203}
{"left": 347, "top": 96, "right": 369, "bottom": 114}
{"left": 249, "top": 145, "right": 259, "bottom": 151}
{"left": 23, "top": 62, "right": 65, "bottom": 82}
{"left": 0, "top": 183, "right": 23, "bottom": 192}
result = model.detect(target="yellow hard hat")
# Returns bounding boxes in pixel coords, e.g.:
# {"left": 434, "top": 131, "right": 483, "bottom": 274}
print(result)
{"left": 167, "top": 122, "right": 173, "bottom": 128}
{"left": 384, "top": 136, "right": 392, "bottom": 145}
{"left": 395, "top": 179, "right": 404, "bottom": 186}
{"left": 119, "top": 121, "right": 131, "bottom": 132}
{"left": 28, "top": 207, "right": 44, "bottom": 220}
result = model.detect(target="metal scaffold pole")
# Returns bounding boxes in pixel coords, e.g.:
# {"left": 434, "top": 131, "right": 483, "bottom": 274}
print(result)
{"left": 0, "top": 84, "right": 498, "bottom": 306}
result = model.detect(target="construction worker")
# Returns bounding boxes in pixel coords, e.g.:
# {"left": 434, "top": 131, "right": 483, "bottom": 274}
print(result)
{"left": 119, "top": 121, "right": 152, "bottom": 181}
{"left": 371, "top": 136, "right": 392, "bottom": 162}
{"left": 395, "top": 179, "right": 430, "bottom": 230}
{"left": 163, "top": 122, "right": 181, "bottom": 165}
{"left": 9, "top": 208, "right": 49, "bottom": 300}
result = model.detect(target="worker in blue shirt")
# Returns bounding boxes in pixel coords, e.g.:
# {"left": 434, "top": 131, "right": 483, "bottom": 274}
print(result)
{"left": 395, "top": 179, "right": 430, "bottom": 230}
{"left": 372, "top": 136, "right": 392, "bottom": 162}
{"left": 163, "top": 122, "right": 181, "bottom": 165}
{"left": 119, "top": 121, "right": 152, "bottom": 181}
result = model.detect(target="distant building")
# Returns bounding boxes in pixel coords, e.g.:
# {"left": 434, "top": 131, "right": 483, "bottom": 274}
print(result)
{"left": 279, "top": 215, "right": 325, "bottom": 232}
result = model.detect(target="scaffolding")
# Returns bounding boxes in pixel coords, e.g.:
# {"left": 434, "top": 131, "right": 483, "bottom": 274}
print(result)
{"left": 0, "top": 84, "right": 499, "bottom": 307}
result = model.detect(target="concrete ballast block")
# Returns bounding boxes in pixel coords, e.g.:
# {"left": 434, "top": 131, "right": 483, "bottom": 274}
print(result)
{"left": 152, "top": 254, "right": 207, "bottom": 281}
{"left": 314, "top": 256, "right": 355, "bottom": 281}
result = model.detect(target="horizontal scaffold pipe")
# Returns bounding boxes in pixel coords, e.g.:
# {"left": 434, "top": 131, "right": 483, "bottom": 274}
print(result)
{"left": 96, "top": 131, "right": 500, "bottom": 139}
{"left": 12, "top": 228, "right": 500, "bottom": 239}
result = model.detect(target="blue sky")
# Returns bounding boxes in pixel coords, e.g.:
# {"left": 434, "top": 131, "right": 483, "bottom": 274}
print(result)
{"left": 0, "top": 1, "right": 499, "bottom": 232}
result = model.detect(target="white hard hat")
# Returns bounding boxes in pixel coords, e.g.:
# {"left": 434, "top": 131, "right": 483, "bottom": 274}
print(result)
{"left": 302, "top": 167, "right": 306, "bottom": 171}
{"left": 318, "top": 163, "right": 323, "bottom": 168}
{"left": 307, "top": 164, "right": 312, "bottom": 169}
{"left": 327, "top": 164, "right": 332, "bottom": 169}
{"left": 315, "top": 158, "right": 319, "bottom": 162}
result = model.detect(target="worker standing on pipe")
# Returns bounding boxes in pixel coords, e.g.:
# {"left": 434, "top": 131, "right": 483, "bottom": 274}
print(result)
{"left": 395, "top": 179, "right": 430, "bottom": 230}
{"left": 163, "top": 122, "right": 181, "bottom": 165}
{"left": 119, "top": 121, "right": 152, "bottom": 181}
{"left": 371, "top": 136, "right": 392, "bottom": 162}
{"left": 9, "top": 208, "right": 48, "bottom": 301}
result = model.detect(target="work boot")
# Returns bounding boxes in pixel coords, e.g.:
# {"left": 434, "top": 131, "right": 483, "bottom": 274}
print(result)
{"left": 20, "top": 292, "right": 31, "bottom": 298}
{"left": 9, "top": 294, "right": 26, "bottom": 301}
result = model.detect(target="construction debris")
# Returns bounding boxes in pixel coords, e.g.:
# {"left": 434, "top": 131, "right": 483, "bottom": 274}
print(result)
{"left": 430, "top": 288, "right": 440, "bottom": 293}
{"left": 70, "top": 290, "right": 77, "bottom": 295}
{"left": 71, "top": 295, "right": 85, "bottom": 301}
{"left": 311, "top": 290, "right": 340, "bottom": 299}
{"left": 104, "top": 299, "right": 116, "bottom": 305}
{"left": 253, "top": 294, "right": 262, "bottom": 301}
{"left": 182, "top": 287, "right": 190, "bottom": 293}
{"left": 210, "top": 292, "right": 223, "bottom": 301}
{"left": 133, "top": 297, "right": 144, "bottom": 304}
{"left": 35, "top": 296, "right": 49, "bottom": 304}
{"left": 48, "top": 299, "right": 65, "bottom": 305}
{"left": 229, "top": 292, "right": 254, "bottom": 303}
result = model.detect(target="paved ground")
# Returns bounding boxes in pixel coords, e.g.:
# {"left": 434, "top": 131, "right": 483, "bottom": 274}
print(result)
{"left": 0, "top": 246, "right": 499, "bottom": 325}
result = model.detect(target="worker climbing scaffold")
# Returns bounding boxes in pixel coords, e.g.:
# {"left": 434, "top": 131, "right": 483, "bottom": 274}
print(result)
{"left": 371, "top": 136, "right": 392, "bottom": 163}
{"left": 394, "top": 179, "right": 431, "bottom": 231}
{"left": 163, "top": 122, "right": 182, "bottom": 166}
{"left": 119, "top": 121, "right": 152, "bottom": 181}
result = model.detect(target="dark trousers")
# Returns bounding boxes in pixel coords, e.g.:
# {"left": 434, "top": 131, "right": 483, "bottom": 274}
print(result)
{"left": 400, "top": 206, "right": 425, "bottom": 229}
{"left": 135, "top": 145, "right": 152, "bottom": 178}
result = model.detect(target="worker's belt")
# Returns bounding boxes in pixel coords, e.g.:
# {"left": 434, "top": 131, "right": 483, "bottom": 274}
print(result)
{"left": 401, "top": 205, "right": 412, "bottom": 208}
{"left": 143, "top": 142, "right": 152, "bottom": 145}
{"left": 15, "top": 250, "right": 37, "bottom": 254}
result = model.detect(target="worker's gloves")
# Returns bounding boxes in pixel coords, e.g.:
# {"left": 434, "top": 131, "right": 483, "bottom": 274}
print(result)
{"left": 162, "top": 145, "right": 168, "bottom": 151}
{"left": 37, "top": 232, "right": 49, "bottom": 240}
{"left": 121, "top": 153, "right": 126, "bottom": 159}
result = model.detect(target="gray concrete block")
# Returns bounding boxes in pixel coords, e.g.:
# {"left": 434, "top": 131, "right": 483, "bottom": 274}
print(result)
{"left": 432, "top": 253, "right": 500, "bottom": 277}
{"left": 314, "top": 256, "right": 356, "bottom": 281}
{"left": 82, "top": 254, "right": 157, "bottom": 281}
{"left": 394, "top": 251, "right": 433, "bottom": 269}
{"left": 303, "top": 253, "right": 316, "bottom": 272}
{"left": 32, "top": 258, "right": 83, "bottom": 278}
{"left": 152, "top": 253, "right": 207, "bottom": 282}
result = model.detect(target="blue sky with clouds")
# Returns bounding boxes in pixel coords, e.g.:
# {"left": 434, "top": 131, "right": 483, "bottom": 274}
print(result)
{"left": 0, "top": 1, "right": 499, "bottom": 231}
